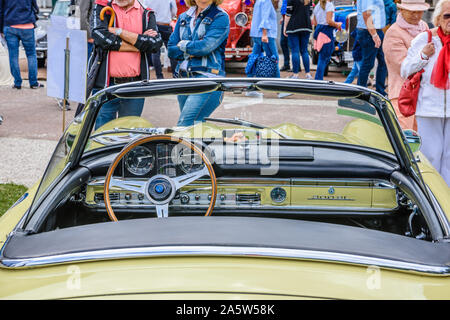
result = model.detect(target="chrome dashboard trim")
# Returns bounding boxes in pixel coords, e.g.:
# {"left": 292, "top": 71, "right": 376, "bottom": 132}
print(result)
{"left": 1, "top": 245, "right": 449, "bottom": 275}
{"left": 83, "top": 202, "right": 396, "bottom": 213}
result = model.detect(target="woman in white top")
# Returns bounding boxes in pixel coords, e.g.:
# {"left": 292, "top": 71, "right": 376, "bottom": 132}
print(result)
{"left": 400, "top": 0, "right": 450, "bottom": 186}
{"left": 311, "top": 0, "right": 342, "bottom": 80}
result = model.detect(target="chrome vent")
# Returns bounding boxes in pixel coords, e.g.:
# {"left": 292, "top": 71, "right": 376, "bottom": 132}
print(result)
{"left": 236, "top": 193, "right": 261, "bottom": 204}
{"left": 95, "top": 193, "right": 120, "bottom": 202}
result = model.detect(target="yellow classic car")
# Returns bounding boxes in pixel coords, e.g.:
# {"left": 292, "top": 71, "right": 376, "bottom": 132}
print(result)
{"left": 1, "top": 78, "right": 449, "bottom": 300}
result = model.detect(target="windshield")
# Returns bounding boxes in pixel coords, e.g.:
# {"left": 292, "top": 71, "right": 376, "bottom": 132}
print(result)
{"left": 84, "top": 87, "right": 393, "bottom": 156}
{"left": 52, "top": 1, "right": 70, "bottom": 17}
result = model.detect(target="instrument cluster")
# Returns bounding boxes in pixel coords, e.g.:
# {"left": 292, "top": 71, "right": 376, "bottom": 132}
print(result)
{"left": 123, "top": 142, "right": 204, "bottom": 178}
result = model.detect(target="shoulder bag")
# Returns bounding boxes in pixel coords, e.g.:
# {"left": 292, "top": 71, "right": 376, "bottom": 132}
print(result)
{"left": 398, "top": 30, "right": 432, "bottom": 117}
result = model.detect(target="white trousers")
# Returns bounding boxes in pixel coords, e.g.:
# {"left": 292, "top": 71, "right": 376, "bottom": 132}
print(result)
{"left": 416, "top": 116, "right": 450, "bottom": 187}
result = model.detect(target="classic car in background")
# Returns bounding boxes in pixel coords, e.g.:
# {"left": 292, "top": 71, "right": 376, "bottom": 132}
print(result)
{"left": 35, "top": 13, "right": 50, "bottom": 68}
{"left": 177, "top": 0, "right": 254, "bottom": 62}
{"left": 1, "top": 77, "right": 449, "bottom": 299}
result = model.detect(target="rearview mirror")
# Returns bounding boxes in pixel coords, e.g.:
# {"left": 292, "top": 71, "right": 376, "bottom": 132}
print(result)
{"left": 403, "top": 129, "right": 421, "bottom": 153}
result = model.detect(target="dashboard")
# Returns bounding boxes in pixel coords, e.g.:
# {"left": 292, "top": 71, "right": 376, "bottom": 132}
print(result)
{"left": 81, "top": 139, "right": 401, "bottom": 216}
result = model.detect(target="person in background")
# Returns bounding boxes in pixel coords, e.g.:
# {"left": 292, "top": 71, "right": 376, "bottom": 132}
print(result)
{"left": 144, "top": 0, "right": 178, "bottom": 79}
{"left": 311, "top": 0, "right": 342, "bottom": 80}
{"left": 168, "top": 0, "right": 229, "bottom": 127}
{"left": 0, "top": 0, "right": 44, "bottom": 90}
{"left": 284, "top": 0, "right": 313, "bottom": 79}
{"left": 383, "top": 0, "right": 397, "bottom": 31}
{"left": 90, "top": 0, "right": 162, "bottom": 130}
{"left": 383, "top": 0, "right": 429, "bottom": 131}
{"left": 279, "top": 0, "right": 292, "bottom": 72}
{"left": 250, "top": 0, "right": 280, "bottom": 77}
{"left": 356, "top": 0, "right": 388, "bottom": 95}
{"left": 344, "top": 29, "right": 362, "bottom": 83}
{"left": 400, "top": 0, "right": 450, "bottom": 186}
{"left": 80, "top": 0, "right": 94, "bottom": 58}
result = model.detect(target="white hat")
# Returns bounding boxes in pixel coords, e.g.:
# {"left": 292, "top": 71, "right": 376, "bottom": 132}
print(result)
{"left": 397, "top": 0, "right": 430, "bottom": 11}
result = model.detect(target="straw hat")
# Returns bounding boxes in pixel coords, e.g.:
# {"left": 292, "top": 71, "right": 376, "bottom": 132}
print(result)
{"left": 397, "top": 0, "right": 430, "bottom": 11}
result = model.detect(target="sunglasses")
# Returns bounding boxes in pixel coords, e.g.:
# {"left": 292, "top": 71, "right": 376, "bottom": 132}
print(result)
{"left": 444, "top": 13, "right": 450, "bottom": 20}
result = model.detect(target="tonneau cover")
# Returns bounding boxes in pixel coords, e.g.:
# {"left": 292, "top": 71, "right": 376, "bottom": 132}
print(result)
{"left": 2, "top": 217, "right": 449, "bottom": 273}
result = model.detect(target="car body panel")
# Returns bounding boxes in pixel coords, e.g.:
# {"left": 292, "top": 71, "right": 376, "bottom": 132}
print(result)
{"left": 0, "top": 256, "right": 449, "bottom": 300}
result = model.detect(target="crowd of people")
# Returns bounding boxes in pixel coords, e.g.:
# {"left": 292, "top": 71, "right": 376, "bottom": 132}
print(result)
{"left": 0, "top": 0, "right": 449, "bottom": 185}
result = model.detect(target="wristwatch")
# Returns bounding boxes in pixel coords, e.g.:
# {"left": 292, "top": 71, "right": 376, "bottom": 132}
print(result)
{"left": 115, "top": 28, "right": 123, "bottom": 36}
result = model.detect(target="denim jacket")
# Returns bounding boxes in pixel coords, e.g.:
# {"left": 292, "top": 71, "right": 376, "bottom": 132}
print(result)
{"left": 168, "top": 5, "right": 230, "bottom": 77}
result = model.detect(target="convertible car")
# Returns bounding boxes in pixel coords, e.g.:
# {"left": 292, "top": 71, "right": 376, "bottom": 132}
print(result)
{"left": 1, "top": 78, "right": 449, "bottom": 299}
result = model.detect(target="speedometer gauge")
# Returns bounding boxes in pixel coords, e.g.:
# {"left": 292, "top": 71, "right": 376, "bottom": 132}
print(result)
{"left": 125, "top": 146, "right": 155, "bottom": 176}
{"left": 176, "top": 144, "right": 204, "bottom": 174}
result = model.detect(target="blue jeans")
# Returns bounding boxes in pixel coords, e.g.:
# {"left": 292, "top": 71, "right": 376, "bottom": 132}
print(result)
{"left": 344, "top": 60, "right": 362, "bottom": 83}
{"left": 280, "top": 20, "right": 290, "bottom": 68}
{"left": 314, "top": 25, "right": 335, "bottom": 80}
{"left": 93, "top": 87, "right": 145, "bottom": 130}
{"left": 251, "top": 37, "right": 280, "bottom": 78}
{"left": 356, "top": 28, "right": 387, "bottom": 96}
{"left": 287, "top": 31, "right": 310, "bottom": 74}
{"left": 177, "top": 91, "right": 224, "bottom": 126}
{"left": 151, "top": 24, "right": 177, "bottom": 79}
{"left": 314, "top": 41, "right": 334, "bottom": 80}
{"left": 3, "top": 26, "right": 38, "bottom": 87}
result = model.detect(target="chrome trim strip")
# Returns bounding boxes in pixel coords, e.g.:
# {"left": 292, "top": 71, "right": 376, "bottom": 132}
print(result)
{"left": 1, "top": 245, "right": 449, "bottom": 274}
{"left": 83, "top": 202, "right": 396, "bottom": 213}
{"left": 89, "top": 177, "right": 395, "bottom": 189}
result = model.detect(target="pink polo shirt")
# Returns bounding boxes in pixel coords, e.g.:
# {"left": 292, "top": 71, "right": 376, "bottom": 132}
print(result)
{"left": 10, "top": 23, "right": 34, "bottom": 29}
{"left": 109, "top": 0, "right": 143, "bottom": 78}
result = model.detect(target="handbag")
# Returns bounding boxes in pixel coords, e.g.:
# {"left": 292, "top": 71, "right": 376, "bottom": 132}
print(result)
{"left": 398, "top": 30, "right": 432, "bottom": 117}
{"left": 255, "top": 55, "right": 278, "bottom": 78}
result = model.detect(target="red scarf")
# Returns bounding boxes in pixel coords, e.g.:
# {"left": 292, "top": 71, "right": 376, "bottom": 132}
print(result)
{"left": 430, "top": 27, "right": 450, "bottom": 90}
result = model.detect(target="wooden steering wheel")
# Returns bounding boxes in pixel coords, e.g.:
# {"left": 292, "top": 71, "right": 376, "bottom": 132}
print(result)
{"left": 104, "top": 135, "right": 217, "bottom": 221}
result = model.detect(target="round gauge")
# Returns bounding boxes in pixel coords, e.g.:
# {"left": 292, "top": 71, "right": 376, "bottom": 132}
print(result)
{"left": 271, "top": 187, "right": 287, "bottom": 203}
{"left": 125, "top": 145, "right": 155, "bottom": 176}
{"left": 177, "top": 145, "right": 204, "bottom": 174}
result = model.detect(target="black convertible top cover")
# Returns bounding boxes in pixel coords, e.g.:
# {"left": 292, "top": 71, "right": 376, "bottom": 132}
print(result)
{"left": 2, "top": 217, "right": 449, "bottom": 270}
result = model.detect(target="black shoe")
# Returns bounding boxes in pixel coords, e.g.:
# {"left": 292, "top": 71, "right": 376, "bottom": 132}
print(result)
{"left": 280, "top": 65, "right": 291, "bottom": 72}
{"left": 12, "top": 85, "right": 21, "bottom": 90}
{"left": 30, "top": 83, "right": 44, "bottom": 89}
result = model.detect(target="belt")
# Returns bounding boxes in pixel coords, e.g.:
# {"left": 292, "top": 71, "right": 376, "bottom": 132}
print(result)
{"left": 110, "top": 76, "right": 140, "bottom": 84}
{"left": 157, "top": 23, "right": 170, "bottom": 26}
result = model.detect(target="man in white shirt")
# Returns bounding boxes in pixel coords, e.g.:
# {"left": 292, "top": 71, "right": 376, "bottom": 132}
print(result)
{"left": 143, "top": 0, "right": 178, "bottom": 78}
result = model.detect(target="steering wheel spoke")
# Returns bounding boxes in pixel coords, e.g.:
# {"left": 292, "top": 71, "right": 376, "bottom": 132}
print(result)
{"left": 155, "top": 204, "right": 169, "bottom": 218}
{"left": 109, "top": 177, "right": 147, "bottom": 194}
{"left": 173, "top": 165, "right": 210, "bottom": 190}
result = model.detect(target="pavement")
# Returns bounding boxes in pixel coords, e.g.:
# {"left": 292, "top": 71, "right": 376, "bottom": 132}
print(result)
{"left": 0, "top": 59, "right": 349, "bottom": 188}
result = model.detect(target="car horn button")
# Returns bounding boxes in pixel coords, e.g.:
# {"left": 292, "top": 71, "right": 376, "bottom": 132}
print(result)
{"left": 148, "top": 178, "right": 172, "bottom": 201}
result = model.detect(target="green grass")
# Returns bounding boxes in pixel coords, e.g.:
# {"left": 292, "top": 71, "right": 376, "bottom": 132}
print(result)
{"left": 0, "top": 183, "right": 28, "bottom": 217}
